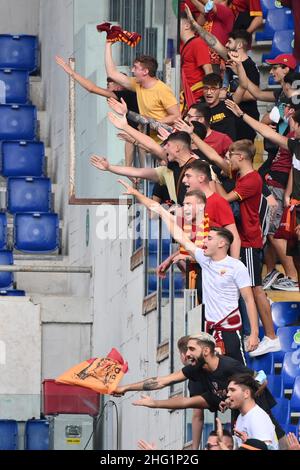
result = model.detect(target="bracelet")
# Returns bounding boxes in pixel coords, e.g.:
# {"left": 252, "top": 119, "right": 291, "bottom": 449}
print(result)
{"left": 239, "top": 112, "right": 245, "bottom": 118}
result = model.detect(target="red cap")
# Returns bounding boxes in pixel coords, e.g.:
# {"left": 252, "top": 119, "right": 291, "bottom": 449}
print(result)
{"left": 266, "top": 54, "right": 297, "bottom": 70}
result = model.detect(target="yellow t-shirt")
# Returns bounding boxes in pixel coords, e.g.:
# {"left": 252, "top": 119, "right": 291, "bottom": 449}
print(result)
{"left": 154, "top": 166, "right": 177, "bottom": 203}
{"left": 129, "top": 78, "right": 178, "bottom": 121}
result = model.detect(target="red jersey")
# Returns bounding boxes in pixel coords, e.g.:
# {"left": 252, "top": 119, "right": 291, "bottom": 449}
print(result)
{"left": 205, "top": 193, "right": 235, "bottom": 227}
{"left": 231, "top": 0, "right": 262, "bottom": 16}
{"left": 205, "top": 4, "right": 235, "bottom": 46}
{"left": 204, "top": 130, "right": 233, "bottom": 159}
{"left": 233, "top": 171, "right": 263, "bottom": 248}
{"left": 180, "top": 0, "right": 201, "bottom": 19}
{"left": 180, "top": 37, "right": 210, "bottom": 100}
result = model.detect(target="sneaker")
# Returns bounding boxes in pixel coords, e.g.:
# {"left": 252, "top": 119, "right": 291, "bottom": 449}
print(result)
{"left": 271, "top": 276, "right": 299, "bottom": 292}
{"left": 262, "top": 269, "right": 283, "bottom": 290}
{"left": 249, "top": 336, "right": 281, "bottom": 357}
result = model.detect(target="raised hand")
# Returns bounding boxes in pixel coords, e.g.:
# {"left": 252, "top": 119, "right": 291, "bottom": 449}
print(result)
{"left": 107, "top": 97, "right": 128, "bottom": 115}
{"left": 286, "top": 432, "right": 300, "bottom": 450}
{"left": 174, "top": 118, "right": 194, "bottom": 134}
{"left": 132, "top": 394, "right": 155, "bottom": 408}
{"left": 157, "top": 126, "right": 171, "bottom": 142}
{"left": 185, "top": 4, "right": 195, "bottom": 25}
{"left": 108, "top": 111, "right": 128, "bottom": 130}
{"left": 225, "top": 99, "right": 243, "bottom": 117}
{"left": 90, "top": 155, "right": 110, "bottom": 171}
{"left": 234, "top": 428, "right": 248, "bottom": 443}
{"left": 137, "top": 439, "right": 157, "bottom": 450}
{"left": 118, "top": 179, "right": 137, "bottom": 196}
{"left": 55, "top": 55, "right": 73, "bottom": 75}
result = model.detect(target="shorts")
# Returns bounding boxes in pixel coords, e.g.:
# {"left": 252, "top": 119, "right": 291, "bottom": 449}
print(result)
{"left": 267, "top": 185, "right": 285, "bottom": 235}
{"left": 240, "top": 247, "right": 263, "bottom": 287}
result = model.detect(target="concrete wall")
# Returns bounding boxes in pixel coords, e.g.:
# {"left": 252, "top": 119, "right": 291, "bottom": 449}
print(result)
{"left": 0, "top": 0, "right": 40, "bottom": 35}
{"left": 0, "top": 0, "right": 185, "bottom": 449}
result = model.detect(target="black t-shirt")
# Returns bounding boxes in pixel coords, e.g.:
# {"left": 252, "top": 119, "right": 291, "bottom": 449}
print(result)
{"left": 208, "top": 101, "right": 236, "bottom": 141}
{"left": 288, "top": 138, "right": 300, "bottom": 199}
{"left": 152, "top": 182, "right": 171, "bottom": 203}
{"left": 114, "top": 89, "right": 139, "bottom": 128}
{"left": 188, "top": 379, "right": 206, "bottom": 397}
{"left": 228, "top": 57, "right": 260, "bottom": 141}
{"left": 182, "top": 356, "right": 253, "bottom": 403}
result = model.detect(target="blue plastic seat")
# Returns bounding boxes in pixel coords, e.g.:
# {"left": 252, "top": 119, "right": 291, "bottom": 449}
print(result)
{"left": 282, "top": 351, "right": 300, "bottom": 390}
{"left": 25, "top": 419, "right": 49, "bottom": 450}
{"left": 271, "top": 397, "right": 290, "bottom": 426}
{"left": 252, "top": 353, "right": 274, "bottom": 375}
{"left": 262, "top": 30, "right": 294, "bottom": 62}
{"left": 148, "top": 219, "right": 171, "bottom": 254}
{"left": 7, "top": 177, "right": 51, "bottom": 214}
{"left": 267, "top": 373, "right": 283, "bottom": 398}
{"left": 1, "top": 141, "right": 44, "bottom": 177}
{"left": 272, "top": 302, "right": 300, "bottom": 330}
{"left": 14, "top": 212, "right": 59, "bottom": 253}
{"left": 260, "top": 0, "right": 285, "bottom": 17}
{"left": 0, "top": 420, "right": 18, "bottom": 450}
{"left": 0, "top": 250, "right": 13, "bottom": 288}
{"left": 256, "top": 9, "right": 294, "bottom": 42}
{"left": 290, "top": 376, "right": 300, "bottom": 413}
{"left": 0, "top": 213, "right": 7, "bottom": 249}
{"left": 277, "top": 326, "right": 300, "bottom": 352}
{"left": 0, "top": 289, "right": 25, "bottom": 296}
{"left": 0, "top": 69, "right": 29, "bottom": 104}
{"left": 148, "top": 272, "right": 184, "bottom": 297}
{"left": 0, "top": 104, "right": 36, "bottom": 140}
{"left": 0, "top": 35, "right": 38, "bottom": 72}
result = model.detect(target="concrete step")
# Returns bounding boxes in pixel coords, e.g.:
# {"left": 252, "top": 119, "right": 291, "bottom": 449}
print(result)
{"left": 37, "top": 110, "right": 49, "bottom": 146}
{"left": 29, "top": 76, "right": 44, "bottom": 111}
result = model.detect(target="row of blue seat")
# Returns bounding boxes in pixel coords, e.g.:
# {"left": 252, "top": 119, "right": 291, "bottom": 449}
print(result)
{"left": 260, "top": 0, "right": 288, "bottom": 17}
{"left": 0, "top": 212, "right": 59, "bottom": 254}
{"left": 256, "top": 8, "right": 294, "bottom": 42}
{"left": 0, "top": 419, "right": 49, "bottom": 450}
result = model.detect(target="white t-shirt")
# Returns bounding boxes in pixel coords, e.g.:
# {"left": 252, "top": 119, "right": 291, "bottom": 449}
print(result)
{"left": 235, "top": 404, "right": 278, "bottom": 450}
{"left": 194, "top": 249, "right": 251, "bottom": 323}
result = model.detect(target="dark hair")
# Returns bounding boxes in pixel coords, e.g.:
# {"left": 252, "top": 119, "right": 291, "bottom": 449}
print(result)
{"left": 229, "top": 139, "right": 256, "bottom": 161}
{"left": 228, "top": 373, "right": 259, "bottom": 399}
{"left": 229, "top": 30, "right": 252, "bottom": 50}
{"left": 185, "top": 189, "right": 207, "bottom": 204}
{"left": 284, "top": 71, "right": 300, "bottom": 86}
{"left": 166, "top": 131, "right": 192, "bottom": 148}
{"left": 180, "top": 11, "right": 188, "bottom": 20}
{"left": 185, "top": 159, "right": 212, "bottom": 180}
{"left": 177, "top": 335, "right": 190, "bottom": 353}
{"left": 210, "top": 226, "right": 234, "bottom": 247}
{"left": 292, "top": 109, "right": 300, "bottom": 124}
{"left": 203, "top": 73, "right": 223, "bottom": 88}
{"left": 189, "top": 102, "right": 211, "bottom": 127}
{"left": 192, "top": 121, "right": 207, "bottom": 140}
{"left": 134, "top": 55, "right": 158, "bottom": 77}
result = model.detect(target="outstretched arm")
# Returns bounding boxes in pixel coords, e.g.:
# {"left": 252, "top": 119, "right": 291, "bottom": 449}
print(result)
{"left": 174, "top": 119, "right": 230, "bottom": 175}
{"left": 132, "top": 393, "right": 207, "bottom": 410}
{"left": 118, "top": 180, "right": 198, "bottom": 257}
{"left": 90, "top": 156, "right": 160, "bottom": 182}
{"left": 105, "top": 42, "right": 133, "bottom": 90}
{"left": 107, "top": 107, "right": 166, "bottom": 160}
{"left": 185, "top": 4, "right": 227, "bottom": 60}
{"left": 55, "top": 55, "right": 116, "bottom": 98}
{"left": 113, "top": 370, "right": 186, "bottom": 395}
{"left": 225, "top": 100, "right": 289, "bottom": 149}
